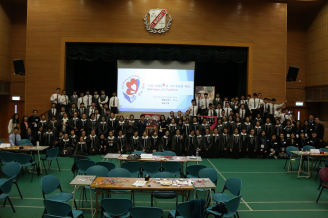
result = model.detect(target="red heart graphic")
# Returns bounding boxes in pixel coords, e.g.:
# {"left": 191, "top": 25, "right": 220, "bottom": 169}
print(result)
{"left": 126, "top": 78, "right": 138, "bottom": 95}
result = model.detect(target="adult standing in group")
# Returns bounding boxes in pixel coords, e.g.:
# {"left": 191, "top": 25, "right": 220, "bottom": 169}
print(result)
{"left": 8, "top": 113, "right": 20, "bottom": 136}
{"left": 28, "top": 110, "right": 40, "bottom": 135}
{"left": 314, "top": 118, "right": 324, "bottom": 141}
{"left": 20, "top": 115, "right": 31, "bottom": 139}
{"left": 50, "top": 88, "right": 62, "bottom": 111}
{"left": 137, "top": 114, "right": 147, "bottom": 137}
{"left": 109, "top": 91, "right": 119, "bottom": 114}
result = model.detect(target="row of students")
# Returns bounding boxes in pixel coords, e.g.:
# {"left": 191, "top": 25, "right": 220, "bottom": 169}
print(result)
{"left": 50, "top": 88, "right": 119, "bottom": 113}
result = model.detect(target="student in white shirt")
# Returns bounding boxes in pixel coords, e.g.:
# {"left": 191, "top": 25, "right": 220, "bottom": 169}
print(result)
{"left": 268, "top": 98, "right": 287, "bottom": 123}
{"left": 223, "top": 102, "right": 232, "bottom": 116}
{"left": 109, "top": 92, "right": 119, "bottom": 114}
{"left": 84, "top": 90, "right": 93, "bottom": 108}
{"left": 215, "top": 103, "right": 223, "bottom": 119}
{"left": 60, "top": 90, "right": 69, "bottom": 111}
{"left": 201, "top": 93, "right": 211, "bottom": 115}
{"left": 77, "top": 92, "right": 85, "bottom": 109}
{"left": 50, "top": 88, "right": 62, "bottom": 111}
{"left": 195, "top": 93, "right": 202, "bottom": 114}
{"left": 98, "top": 89, "right": 108, "bottom": 108}
{"left": 70, "top": 90, "right": 78, "bottom": 107}
{"left": 188, "top": 99, "right": 198, "bottom": 118}
{"left": 248, "top": 93, "right": 259, "bottom": 118}
{"left": 213, "top": 93, "right": 222, "bottom": 108}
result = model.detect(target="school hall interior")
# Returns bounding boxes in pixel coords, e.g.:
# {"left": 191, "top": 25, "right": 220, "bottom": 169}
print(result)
{"left": 1, "top": 0, "right": 328, "bottom": 218}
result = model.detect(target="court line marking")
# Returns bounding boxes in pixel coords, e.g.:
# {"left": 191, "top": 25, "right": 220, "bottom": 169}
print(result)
{"left": 220, "top": 172, "right": 286, "bottom": 174}
{"left": 207, "top": 158, "right": 253, "bottom": 211}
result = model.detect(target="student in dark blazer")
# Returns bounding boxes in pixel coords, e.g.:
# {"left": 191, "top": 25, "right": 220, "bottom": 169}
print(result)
{"left": 314, "top": 118, "right": 325, "bottom": 141}
{"left": 48, "top": 103, "right": 58, "bottom": 121}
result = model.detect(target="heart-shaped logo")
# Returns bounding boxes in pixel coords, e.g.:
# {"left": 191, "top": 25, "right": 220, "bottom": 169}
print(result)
{"left": 126, "top": 78, "right": 140, "bottom": 95}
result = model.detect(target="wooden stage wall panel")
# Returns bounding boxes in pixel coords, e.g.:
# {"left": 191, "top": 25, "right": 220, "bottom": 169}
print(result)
{"left": 25, "top": 0, "right": 287, "bottom": 113}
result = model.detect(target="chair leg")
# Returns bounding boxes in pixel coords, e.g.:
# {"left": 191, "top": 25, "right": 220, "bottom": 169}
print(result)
{"left": 7, "top": 197, "right": 15, "bottom": 213}
{"left": 56, "top": 158, "right": 61, "bottom": 172}
{"left": 151, "top": 194, "right": 153, "bottom": 207}
{"left": 318, "top": 179, "right": 322, "bottom": 190}
{"left": 42, "top": 160, "right": 48, "bottom": 175}
{"left": 14, "top": 181, "right": 23, "bottom": 199}
{"left": 48, "top": 160, "right": 51, "bottom": 170}
{"left": 74, "top": 199, "right": 78, "bottom": 210}
{"left": 236, "top": 211, "right": 240, "bottom": 218}
{"left": 3, "top": 197, "right": 7, "bottom": 207}
{"left": 316, "top": 187, "right": 325, "bottom": 203}
{"left": 284, "top": 159, "right": 288, "bottom": 169}
{"left": 31, "top": 165, "right": 35, "bottom": 182}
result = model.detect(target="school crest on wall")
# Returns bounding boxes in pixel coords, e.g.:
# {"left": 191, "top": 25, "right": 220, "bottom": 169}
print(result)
{"left": 144, "top": 9, "right": 172, "bottom": 34}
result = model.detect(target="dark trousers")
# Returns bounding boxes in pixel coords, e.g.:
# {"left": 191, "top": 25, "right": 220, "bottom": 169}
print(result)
{"left": 111, "top": 107, "right": 118, "bottom": 114}
{"left": 251, "top": 109, "right": 258, "bottom": 118}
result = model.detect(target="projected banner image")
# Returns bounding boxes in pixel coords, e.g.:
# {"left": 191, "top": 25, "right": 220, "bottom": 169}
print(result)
{"left": 117, "top": 68, "right": 194, "bottom": 112}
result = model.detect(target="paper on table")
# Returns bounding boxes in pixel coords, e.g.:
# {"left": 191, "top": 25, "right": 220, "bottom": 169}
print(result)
{"left": 132, "top": 180, "right": 146, "bottom": 187}
{"left": 0, "top": 143, "right": 11, "bottom": 148}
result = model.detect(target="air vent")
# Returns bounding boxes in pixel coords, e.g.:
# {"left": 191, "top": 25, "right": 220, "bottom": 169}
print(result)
{"left": 0, "top": 82, "right": 10, "bottom": 95}
{"left": 322, "top": 89, "right": 328, "bottom": 101}
{"left": 313, "top": 89, "right": 320, "bottom": 101}
{"left": 305, "top": 89, "right": 313, "bottom": 101}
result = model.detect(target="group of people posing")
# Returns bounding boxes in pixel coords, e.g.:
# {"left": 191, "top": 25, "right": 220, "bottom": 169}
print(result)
{"left": 7, "top": 89, "right": 325, "bottom": 159}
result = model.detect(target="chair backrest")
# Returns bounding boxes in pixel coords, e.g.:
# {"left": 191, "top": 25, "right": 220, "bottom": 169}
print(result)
{"left": 176, "top": 201, "right": 192, "bottom": 218}
{"left": 164, "top": 151, "right": 176, "bottom": 156}
{"left": 108, "top": 168, "right": 131, "bottom": 177}
{"left": 101, "top": 198, "right": 132, "bottom": 216}
{"left": 225, "top": 177, "right": 242, "bottom": 196}
{"left": 186, "top": 165, "right": 206, "bottom": 177}
{"left": 153, "top": 172, "right": 175, "bottom": 178}
{"left": 142, "top": 162, "right": 161, "bottom": 173}
{"left": 17, "top": 139, "right": 32, "bottom": 146}
{"left": 76, "top": 159, "right": 95, "bottom": 172}
{"left": 96, "top": 162, "right": 115, "bottom": 172}
{"left": 86, "top": 165, "right": 108, "bottom": 177}
{"left": 73, "top": 156, "right": 90, "bottom": 163}
{"left": 1, "top": 162, "right": 21, "bottom": 178}
{"left": 303, "top": 145, "right": 315, "bottom": 151}
{"left": 46, "top": 147, "right": 60, "bottom": 158}
{"left": 162, "top": 162, "right": 182, "bottom": 173}
{"left": 0, "top": 177, "right": 15, "bottom": 195}
{"left": 129, "top": 207, "right": 163, "bottom": 218}
{"left": 15, "top": 153, "right": 33, "bottom": 165}
{"left": 43, "top": 214, "right": 69, "bottom": 218}
{"left": 1, "top": 151, "right": 15, "bottom": 163}
{"left": 319, "top": 167, "right": 328, "bottom": 183}
{"left": 132, "top": 151, "right": 146, "bottom": 155}
{"left": 320, "top": 148, "right": 328, "bottom": 152}
{"left": 41, "top": 175, "right": 60, "bottom": 195}
{"left": 225, "top": 195, "right": 243, "bottom": 214}
{"left": 122, "top": 161, "right": 141, "bottom": 173}
{"left": 44, "top": 200, "right": 73, "bottom": 217}
{"left": 0, "top": 140, "right": 4, "bottom": 144}
{"left": 152, "top": 152, "right": 164, "bottom": 156}
{"left": 198, "top": 168, "right": 218, "bottom": 184}
{"left": 286, "top": 146, "right": 299, "bottom": 155}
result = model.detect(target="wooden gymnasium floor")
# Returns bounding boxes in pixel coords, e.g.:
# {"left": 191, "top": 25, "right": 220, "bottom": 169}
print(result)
{"left": 0, "top": 154, "right": 328, "bottom": 218}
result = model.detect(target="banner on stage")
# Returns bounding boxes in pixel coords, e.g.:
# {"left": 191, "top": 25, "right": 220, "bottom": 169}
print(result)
{"left": 142, "top": 114, "right": 161, "bottom": 127}
{"left": 195, "top": 86, "right": 215, "bottom": 101}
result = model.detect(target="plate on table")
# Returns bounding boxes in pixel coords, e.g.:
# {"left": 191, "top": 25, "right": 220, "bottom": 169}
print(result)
{"left": 160, "top": 180, "right": 172, "bottom": 186}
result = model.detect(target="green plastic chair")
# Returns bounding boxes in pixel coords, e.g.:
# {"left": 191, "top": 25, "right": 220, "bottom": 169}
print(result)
{"left": 17, "top": 139, "right": 32, "bottom": 146}
{"left": 0, "top": 162, "right": 23, "bottom": 199}
{"left": 43, "top": 199, "right": 83, "bottom": 218}
{"left": 14, "top": 153, "right": 37, "bottom": 182}
{"left": 122, "top": 161, "right": 141, "bottom": 177}
{"left": 212, "top": 177, "right": 242, "bottom": 203}
{"left": 151, "top": 172, "right": 178, "bottom": 207}
{"left": 285, "top": 146, "right": 300, "bottom": 173}
{"left": 185, "top": 165, "right": 206, "bottom": 178}
{"left": 169, "top": 199, "right": 206, "bottom": 218}
{"left": 101, "top": 198, "right": 132, "bottom": 218}
{"left": 0, "top": 177, "right": 16, "bottom": 212}
{"left": 162, "top": 162, "right": 182, "bottom": 177}
{"left": 206, "top": 195, "right": 243, "bottom": 218}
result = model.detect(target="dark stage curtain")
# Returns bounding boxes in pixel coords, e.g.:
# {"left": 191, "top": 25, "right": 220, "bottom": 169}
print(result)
{"left": 66, "top": 43, "right": 247, "bottom": 97}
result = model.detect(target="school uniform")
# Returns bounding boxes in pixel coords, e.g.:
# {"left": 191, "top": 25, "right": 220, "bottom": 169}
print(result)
{"left": 223, "top": 107, "right": 233, "bottom": 117}
{"left": 248, "top": 98, "right": 259, "bottom": 118}
{"left": 261, "top": 103, "right": 270, "bottom": 120}
{"left": 117, "top": 135, "right": 127, "bottom": 154}
{"left": 130, "top": 136, "right": 140, "bottom": 152}
{"left": 287, "top": 138, "right": 298, "bottom": 148}
{"left": 168, "top": 124, "right": 177, "bottom": 138}
{"left": 60, "top": 95, "right": 69, "bottom": 111}
{"left": 258, "top": 136, "right": 269, "bottom": 159}
{"left": 158, "top": 121, "right": 167, "bottom": 139}
{"left": 274, "top": 124, "right": 283, "bottom": 137}
{"left": 268, "top": 102, "right": 286, "bottom": 123}
{"left": 84, "top": 95, "right": 93, "bottom": 108}
{"left": 147, "top": 136, "right": 159, "bottom": 152}
{"left": 60, "top": 118, "right": 70, "bottom": 134}
{"left": 69, "top": 118, "right": 79, "bottom": 135}
{"left": 69, "top": 134, "right": 77, "bottom": 150}
{"left": 74, "top": 142, "right": 88, "bottom": 156}
{"left": 99, "top": 95, "right": 109, "bottom": 108}
{"left": 212, "top": 134, "right": 221, "bottom": 158}
{"left": 126, "top": 120, "right": 138, "bottom": 144}
{"left": 196, "top": 98, "right": 202, "bottom": 115}
{"left": 28, "top": 115, "right": 40, "bottom": 135}
{"left": 207, "top": 109, "right": 216, "bottom": 117}
{"left": 188, "top": 105, "right": 198, "bottom": 118}
{"left": 38, "top": 120, "right": 48, "bottom": 134}
{"left": 215, "top": 108, "right": 223, "bottom": 119}
{"left": 254, "top": 126, "right": 262, "bottom": 137}
{"left": 303, "top": 125, "right": 310, "bottom": 138}
{"left": 268, "top": 139, "right": 279, "bottom": 159}
{"left": 92, "top": 95, "right": 100, "bottom": 108}
{"left": 107, "top": 136, "right": 117, "bottom": 153}
{"left": 70, "top": 95, "right": 78, "bottom": 108}
{"left": 235, "top": 122, "right": 242, "bottom": 134}
{"left": 34, "top": 130, "right": 44, "bottom": 146}
{"left": 109, "top": 96, "right": 119, "bottom": 114}
{"left": 48, "top": 108, "right": 58, "bottom": 121}
{"left": 314, "top": 123, "right": 325, "bottom": 141}
{"left": 308, "top": 120, "right": 315, "bottom": 136}
{"left": 95, "top": 114, "right": 101, "bottom": 122}
{"left": 191, "top": 122, "right": 199, "bottom": 133}
{"left": 185, "top": 135, "right": 198, "bottom": 156}
{"left": 78, "top": 107, "right": 87, "bottom": 118}
{"left": 222, "top": 122, "right": 229, "bottom": 133}
{"left": 68, "top": 108, "right": 78, "bottom": 119}
{"left": 87, "top": 118, "right": 98, "bottom": 135}
{"left": 48, "top": 121, "right": 59, "bottom": 137}
{"left": 216, "top": 124, "right": 224, "bottom": 134}
{"left": 284, "top": 125, "right": 293, "bottom": 140}
{"left": 228, "top": 121, "right": 236, "bottom": 135}
{"left": 182, "top": 123, "right": 190, "bottom": 139}
{"left": 59, "top": 139, "right": 72, "bottom": 157}
{"left": 247, "top": 135, "right": 258, "bottom": 159}
{"left": 115, "top": 121, "right": 125, "bottom": 135}
{"left": 240, "top": 133, "right": 248, "bottom": 158}
{"left": 292, "top": 126, "right": 303, "bottom": 139}
{"left": 278, "top": 139, "right": 287, "bottom": 158}
{"left": 201, "top": 98, "right": 211, "bottom": 115}
{"left": 160, "top": 136, "right": 171, "bottom": 151}
{"left": 98, "top": 121, "right": 108, "bottom": 137}
{"left": 50, "top": 93, "right": 62, "bottom": 111}
{"left": 172, "top": 134, "right": 184, "bottom": 156}
{"left": 230, "top": 102, "right": 239, "bottom": 113}
{"left": 138, "top": 136, "right": 150, "bottom": 152}
{"left": 308, "top": 137, "right": 321, "bottom": 149}
{"left": 55, "top": 135, "right": 63, "bottom": 147}
{"left": 262, "top": 123, "right": 273, "bottom": 139}
{"left": 298, "top": 138, "right": 308, "bottom": 150}
{"left": 77, "top": 97, "right": 84, "bottom": 109}
{"left": 203, "top": 134, "right": 212, "bottom": 158}
{"left": 78, "top": 119, "right": 87, "bottom": 136}
{"left": 98, "top": 138, "right": 108, "bottom": 154}
{"left": 200, "top": 123, "right": 210, "bottom": 136}
{"left": 43, "top": 132, "right": 56, "bottom": 148}
{"left": 230, "top": 134, "right": 241, "bottom": 159}
{"left": 220, "top": 133, "right": 231, "bottom": 158}
{"left": 137, "top": 120, "right": 147, "bottom": 137}
{"left": 242, "top": 122, "right": 253, "bottom": 134}
{"left": 57, "top": 112, "right": 66, "bottom": 122}
{"left": 213, "top": 98, "right": 223, "bottom": 108}
{"left": 87, "top": 134, "right": 99, "bottom": 155}
{"left": 253, "top": 118, "right": 263, "bottom": 126}
{"left": 239, "top": 109, "right": 247, "bottom": 121}
{"left": 101, "top": 108, "right": 108, "bottom": 117}
{"left": 87, "top": 106, "right": 98, "bottom": 118}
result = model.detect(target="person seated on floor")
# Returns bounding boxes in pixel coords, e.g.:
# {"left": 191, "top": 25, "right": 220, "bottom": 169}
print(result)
{"left": 9, "top": 127, "right": 21, "bottom": 146}
{"left": 138, "top": 130, "right": 150, "bottom": 153}
{"left": 43, "top": 126, "right": 56, "bottom": 148}
{"left": 117, "top": 130, "right": 127, "bottom": 154}
{"left": 75, "top": 136, "right": 88, "bottom": 156}
{"left": 87, "top": 129, "right": 99, "bottom": 155}
{"left": 107, "top": 131, "right": 117, "bottom": 154}
{"left": 98, "top": 134, "right": 108, "bottom": 154}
